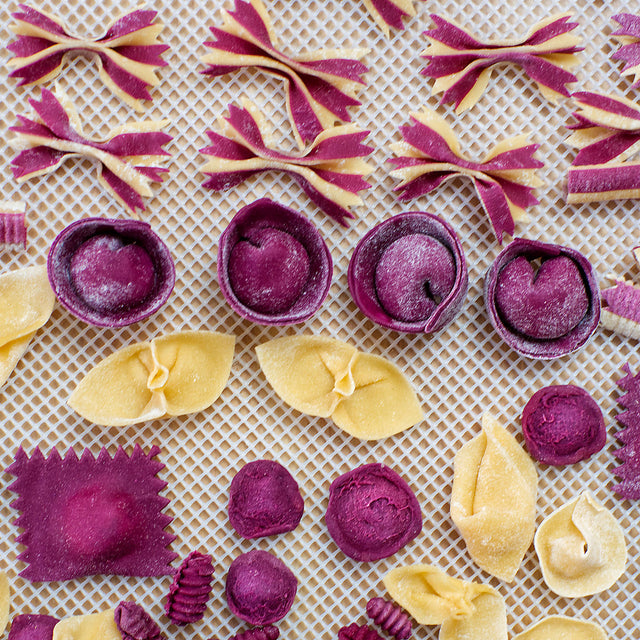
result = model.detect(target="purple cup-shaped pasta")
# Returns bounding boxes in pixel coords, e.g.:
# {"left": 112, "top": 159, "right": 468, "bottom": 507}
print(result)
{"left": 225, "top": 549, "right": 297, "bottom": 626}
{"left": 47, "top": 218, "right": 175, "bottom": 327}
{"left": 325, "top": 463, "right": 422, "bottom": 562}
{"left": 348, "top": 212, "right": 468, "bottom": 333}
{"left": 484, "top": 238, "right": 600, "bottom": 359}
{"left": 228, "top": 459, "right": 304, "bottom": 539}
{"left": 217, "top": 199, "right": 332, "bottom": 325}
{"left": 521, "top": 385, "right": 606, "bottom": 466}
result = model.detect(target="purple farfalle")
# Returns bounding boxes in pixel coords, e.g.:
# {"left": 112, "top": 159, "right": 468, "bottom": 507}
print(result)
{"left": 200, "top": 102, "right": 373, "bottom": 226}
{"left": 388, "top": 109, "right": 542, "bottom": 242}
{"left": 0, "top": 202, "right": 26, "bottom": 248}
{"left": 6, "top": 445, "right": 177, "bottom": 582}
{"left": 484, "top": 238, "right": 600, "bottom": 359}
{"left": 361, "top": 0, "right": 425, "bottom": 37}
{"left": 566, "top": 91, "right": 640, "bottom": 204}
{"left": 218, "top": 199, "right": 332, "bottom": 325}
{"left": 10, "top": 88, "right": 171, "bottom": 214}
{"left": 225, "top": 550, "right": 297, "bottom": 626}
{"left": 228, "top": 459, "right": 304, "bottom": 539}
{"left": 612, "top": 14, "right": 640, "bottom": 88}
{"left": 422, "top": 14, "right": 582, "bottom": 111}
{"left": 7, "top": 615, "right": 59, "bottom": 640}
{"left": 201, "top": 0, "right": 368, "bottom": 149}
{"left": 521, "top": 385, "right": 606, "bottom": 466}
{"left": 348, "top": 212, "right": 467, "bottom": 333}
{"left": 325, "top": 463, "right": 422, "bottom": 562}
{"left": 613, "top": 363, "right": 640, "bottom": 499}
{"left": 47, "top": 218, "right": 175, "bottom": 327}
{"left": 165, "top": 551, "right": 215, "bottom": 626}
{"left": 115, "top": 602, "right": 164, "bottom": 640}
{"left": 8, "top": 5, "right": 169, "bottom": 111}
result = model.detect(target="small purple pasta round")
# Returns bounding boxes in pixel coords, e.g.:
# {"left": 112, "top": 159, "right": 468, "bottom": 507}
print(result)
{"left": 338, "top": 624, "right": 384, "bottom": 640}
{"left": 225, "top": 550, "right": 297, "bottom": 626}
{"left": 348, "top": 212, "right": 468, "bottom": 333}
{"left": 228, "top": 460, "right": 304, "bottom": 539}
{"left": 165, "top": 550, "right": 215, "bottom": 625}
{"left": 366, "top": 598, "right": 412, "bottom": 640}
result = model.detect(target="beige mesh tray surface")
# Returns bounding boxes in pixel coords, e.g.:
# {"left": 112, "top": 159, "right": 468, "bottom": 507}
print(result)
{"left": 0, "top": 0, "right": 638, "bottom": 638}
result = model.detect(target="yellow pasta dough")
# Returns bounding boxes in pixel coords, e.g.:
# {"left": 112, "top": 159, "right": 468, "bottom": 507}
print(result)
{"left": 450, "top": 412, "right": 538, "bottom": 582}
{"left": 69, "top": 330, "right": 235, "bottom": 426}
{"left": 383, "top": 564, "right": 507, "bottom": 640}
{"left": 255, "top": 335, "right": 423, "bottom": 440}
{"left": 0, "top": 264, "right": 56, "bottom": 389}
{"left": 0, "top": 572, "right": 10, "bottom": 636}
{"left": 534, "top": 491, "right": 627, "bottom": 598}
{"left": 52, "top": 609, "right": 120, "bottom": 640}
{"left": 512, "top": 615, "right": 608, "bottom": 640}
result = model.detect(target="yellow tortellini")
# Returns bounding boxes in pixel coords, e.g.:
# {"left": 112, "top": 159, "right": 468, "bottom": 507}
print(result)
{"left": 0, "top": 264, "right": 55, "bottom": 389}
{"left": 450, "top": 413, "right": 538, "bottom": 582}
{"left": 255, "top": 335, "right": 423, "bottom": 440}
{"left": 534, "top": 491, "right": 627, "bottom": 598}
{"left": 69, "top": 330, "right": 235, "bottom": 426}
{"left": 383, "top": 563, "right": 507, "bottom": 640}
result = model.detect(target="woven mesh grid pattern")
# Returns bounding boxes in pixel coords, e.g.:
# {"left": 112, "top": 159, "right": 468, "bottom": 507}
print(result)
{"left": 0, "top": 0, "right": 638, "bottom": 638}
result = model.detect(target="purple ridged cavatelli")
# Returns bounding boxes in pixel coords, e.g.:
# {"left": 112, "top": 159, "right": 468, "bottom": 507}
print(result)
{"left": 165, "top": 550, "right": 215, "bottom": 625}
{"left": 338, "top": 624, "right": 384, "bottom": 640}
{"left": 115, "top": 602, "right": 164, "bottom": 640}
{"left": 366, "top": 598, "right": 412, "bottom": 640}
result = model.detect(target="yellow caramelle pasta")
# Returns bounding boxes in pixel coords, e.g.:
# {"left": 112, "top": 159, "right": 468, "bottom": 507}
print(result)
{"left": 450, "top": 413, "right": 538, "bottom": 582}
{"left": 534, "top": 491, "right": 627, "bottom": 598}
{"left": 0, "top": 572, "right": 10, "bottom": 636}
{"left": 53, "top": 610, "right": 120, "bottom": 640}
{"left": 0, "top": 264, "right": 55, "bottom": 389}
{"left": 512, "top": 615, "right": 608, "bottom": 640}
{"left": 69, "top": 330, "right": 235, "bottom": 426}
{"left": 383, "top": 564, "right": 507, "bottom": 640}
{"left": 255, "top": 335, "right": 423, "bottom": 440}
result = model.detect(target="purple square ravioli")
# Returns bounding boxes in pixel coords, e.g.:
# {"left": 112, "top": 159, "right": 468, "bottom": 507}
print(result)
{"left": 6, "top": 445, "right": 177, "bottom": 581}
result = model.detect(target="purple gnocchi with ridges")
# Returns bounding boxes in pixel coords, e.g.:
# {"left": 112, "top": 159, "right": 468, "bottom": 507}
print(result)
{"left": 366, "top": 597, "right": 412, "bottom": 640}
{"left": 217, "top": 199, "right": 332, "bottom": 325}
{"left": 348, "top": 212, "right": 468, "bottom": 333}
{"left": 484, "top": 238, "right": 600, "bottom": 359}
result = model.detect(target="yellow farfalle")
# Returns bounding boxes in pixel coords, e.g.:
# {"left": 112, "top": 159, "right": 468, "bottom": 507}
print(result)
{"left": 0, "top": 572, "right": 10, "bottom": 636}
{"left": 52, "top": 609, "right": 120, "bottom": 640}
{"left": 534, "top": 491, "right": 627, "bottom": 598}
{"left": 450, "top": 412, "right": 538, "bottom": 582}
{"left": 69, "top": 330, "right": 235, "bottom": 426}
{"left": 0, "top": 265, "right": 56, "bottom": 389}
{"left": 512, "top": 615, "right": 608, "bottom": 640}
{"left": 255, "top": 335, "right": 423, "bottom": 440}
{"left": 384, "top": 564, "right": 507, "bottom": 640}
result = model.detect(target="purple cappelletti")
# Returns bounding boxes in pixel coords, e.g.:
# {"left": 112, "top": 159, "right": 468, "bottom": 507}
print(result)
{"left": 484, "top": 238, "right": 600, "bottom": 359}
{"left": 521, "top": 384, "right": 606, "bottom": 466}
{"left": 217, "top": 199, "right": 332, "bottom": 325}
{"left": 348, "top": 212, "right": 468, "bottom": 333}
{"left": 325, "top": 463, "right": 422, "bottom": 562}
{"left": 225, "top": 549, "right": 297, "bottom": 626}
{"left": 47, "top": 218, "right": 175, "bottom": 328}
{"left": 228, "top": 459, "right": 304, "bottom": 539}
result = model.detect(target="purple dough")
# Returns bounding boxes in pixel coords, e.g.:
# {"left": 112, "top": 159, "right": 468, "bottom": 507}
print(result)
{"left": 484, "top": 238, "right": 600, "bottom": 359}
{"left": 521, "top": 385, "right": 606, "bottom": 466}
{"left": 228, "top": 460, "right": 304, "bottom": 539}
{"left": 225, "top": 550, "right": 297, "bottom": 626}
{"left": 6, "top": 445, "right": 176, "bottom": 582}
{"left": 217, "top": 199, "right": 332, "bottom": 325}
{"left": 47, "top": 218, "right": 175, "bottom": 327}
{"left": 7, "top": 615, "right": 59, "bottom": 640}
{"left": 325, "top": 463, "right": 422, "bottom": 562}
{"left": 115, "top": 601, "right": 163, "bottom": 640}
{"left": 348, "top": 212, "right": 468, "bottom": 333}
